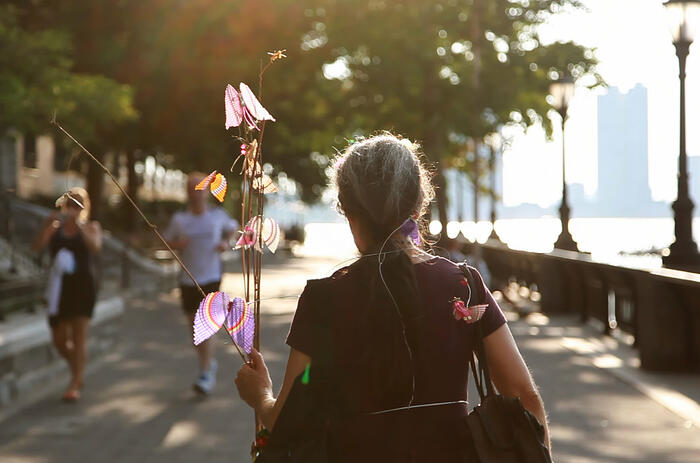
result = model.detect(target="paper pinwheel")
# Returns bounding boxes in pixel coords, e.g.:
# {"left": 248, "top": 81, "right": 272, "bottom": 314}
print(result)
{"left": 225, "top": 83, "right": 275, "bottom": 131}
{"left": 195, "top": 171, "right": 228, "bottom": 202}
{"left": 193, "top": 291, "right": 254, "bottom": 353}
{"left": 252, "top": 175, "right": 279, "bottom": 194}
{"left": 235, "top": 216, "right": 281, "bottom": 253}
{"left": 225, "top": 297, "right": 254, "bottom": 354}
{"left": 236, "top": 140, "right": 278, "bottom": 194}
{"left": 238, "top": 140, "right": 260, "bottom": 175}
{"left": 194, "top": 291, "right": 231, "bottom": 345}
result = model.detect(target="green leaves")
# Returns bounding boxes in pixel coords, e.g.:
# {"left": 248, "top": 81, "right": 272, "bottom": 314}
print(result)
{"left": 0, "top": 5, "right": 136, "bottom": 142}
{"left": 311, "top": 0, "right": 602, "bottom": 151}
{"left": 4, "top": 0, "right": 602, "bottom": 207}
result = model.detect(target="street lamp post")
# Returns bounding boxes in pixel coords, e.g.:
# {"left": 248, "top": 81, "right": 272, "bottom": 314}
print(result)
{"left": 549, "top": 76, "right": 579, "bottom": 252}
{"left": 663, "top": 0, "right": 700, "bottom": 271}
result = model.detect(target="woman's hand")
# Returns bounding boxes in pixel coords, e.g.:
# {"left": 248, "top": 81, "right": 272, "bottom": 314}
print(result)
{"left": 79, "top": 221, "right": 102, "bottom": 254}
{"left": 48, "top": 209, "right": 62, "bottom": 223}
{"left": 235, "top": 348, "right": 273, "bottom": 411}
{"left": 32, "top": 211, "right": 61, "bottom": 252}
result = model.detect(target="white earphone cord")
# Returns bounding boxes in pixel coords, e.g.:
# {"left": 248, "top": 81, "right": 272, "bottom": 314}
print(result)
{"left": 377, "top": 221, "right": 417, "bottom": 408}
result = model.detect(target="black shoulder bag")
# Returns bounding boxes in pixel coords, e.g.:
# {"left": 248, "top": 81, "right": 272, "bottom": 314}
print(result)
{"left": 460, "top": 264, "right": 553, "bottom": 463}
{"left": 254, "top": 278, "right": 335, "bottom": 463}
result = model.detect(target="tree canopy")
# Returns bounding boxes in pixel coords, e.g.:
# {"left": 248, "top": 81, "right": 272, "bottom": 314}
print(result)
{"left": 6, "top": 0, "right": 602, "bottom": 224}
{"left": 0, "top": 5, "right": 136, "bottom": 143}
{"left": 307, "top": 0, "right": 602, "bottom": 223}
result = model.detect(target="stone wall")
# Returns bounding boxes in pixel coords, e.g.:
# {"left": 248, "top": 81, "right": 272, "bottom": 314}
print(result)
{"left": 0, "top": 297, "right": 123, "bottom": 407}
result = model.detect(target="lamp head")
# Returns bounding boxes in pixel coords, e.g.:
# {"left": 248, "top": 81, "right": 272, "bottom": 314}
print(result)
{"left": 549, "top": 76, "right": 575, "bottom": 117}
{"left": 664, "top": 0, "right": 700, "bottom": 43}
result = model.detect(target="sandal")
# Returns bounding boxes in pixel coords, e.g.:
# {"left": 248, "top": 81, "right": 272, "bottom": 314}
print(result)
{"left": 62, "top": 388, "right": 81, "bottom": 403}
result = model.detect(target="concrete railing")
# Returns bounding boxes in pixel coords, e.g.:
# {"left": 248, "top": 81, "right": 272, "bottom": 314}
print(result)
{"left": 465, "top": 241, "right": 700, "bottom": 372}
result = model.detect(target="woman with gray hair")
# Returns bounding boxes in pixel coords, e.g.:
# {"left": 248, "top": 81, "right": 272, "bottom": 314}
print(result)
{"left": 235, "top": 134, "right": 549, "bottom": 461}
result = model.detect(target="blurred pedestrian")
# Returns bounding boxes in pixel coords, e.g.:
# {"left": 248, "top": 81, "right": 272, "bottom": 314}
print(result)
{"left": 446, "top": 236, "right": 468, "bottom": 263}
{"left": 32, "top": 187, "right": 101, "bottom": 402}
{"left": 164, "top": 171, "right": 239, "bottom": 395}
{"left": 235, "top": 134, "right": 550, "bottom": 461}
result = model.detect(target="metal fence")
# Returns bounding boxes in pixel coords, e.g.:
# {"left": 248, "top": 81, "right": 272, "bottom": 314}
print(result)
{"left": 0, "top": 194, "right": 150, "bottom": 319}
{"left": 465, "top": 241, "right": 700, "bottom": 372}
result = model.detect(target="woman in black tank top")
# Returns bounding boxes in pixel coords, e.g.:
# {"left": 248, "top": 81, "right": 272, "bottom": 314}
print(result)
{"left": 33, "top": 187, "right": 102, "bottom": 402}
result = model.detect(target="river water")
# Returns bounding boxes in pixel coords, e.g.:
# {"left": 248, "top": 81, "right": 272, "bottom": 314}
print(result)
{"left": 298, "top": 217, "right": 700, "bottom": 271}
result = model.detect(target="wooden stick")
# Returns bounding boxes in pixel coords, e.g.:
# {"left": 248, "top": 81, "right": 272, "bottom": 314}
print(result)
{"left": 52, "top": 119, "right": 253, "bottom": 364}
{"left": 225, "top": 329, "right": 249, "bottom": 364}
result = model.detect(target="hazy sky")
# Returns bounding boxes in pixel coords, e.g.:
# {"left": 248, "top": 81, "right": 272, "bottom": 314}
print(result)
{"left": 502, "top": 0, "right": 700, "bottom": 207}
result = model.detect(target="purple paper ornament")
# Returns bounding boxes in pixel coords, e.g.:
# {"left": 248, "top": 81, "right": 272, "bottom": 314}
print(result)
{"left": 399, "top": 218, "right": 420, "bottom": 245}
{"left": 225, "top": 297, "right": 255, "bottom": 354}
{"left": 193, "top": 291, "right": 230, "bottom": 345}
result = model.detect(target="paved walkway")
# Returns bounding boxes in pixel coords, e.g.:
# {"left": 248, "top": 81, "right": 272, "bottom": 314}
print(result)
{"left": 1, "top": 255, "right": 699, "bottom": 463}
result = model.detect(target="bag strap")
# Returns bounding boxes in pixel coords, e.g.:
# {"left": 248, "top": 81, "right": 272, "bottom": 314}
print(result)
{"left": 459, "top": 264, "right": 496, "bottom": 400}
{"left": 310, "top": 278, "right": 334, "bottom": 367}
{"left": 256, "top": 280, "right": 336, "bottom": 461}
{"left": 308, "top": 278, "right": 337, "bottom": 415}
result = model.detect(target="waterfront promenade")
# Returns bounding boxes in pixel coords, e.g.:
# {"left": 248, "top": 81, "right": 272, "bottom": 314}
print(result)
{"left": 0, "top": 254, "right": 699, "bottom": 463}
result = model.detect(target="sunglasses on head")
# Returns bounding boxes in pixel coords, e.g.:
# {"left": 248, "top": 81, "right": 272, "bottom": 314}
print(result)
{"left": 66, "top": 197, "right": 83, "bottom": 209}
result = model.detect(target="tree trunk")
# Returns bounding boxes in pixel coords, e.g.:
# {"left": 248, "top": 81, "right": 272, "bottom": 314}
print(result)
{"left": 488, "top": 142, "right": 501, "bottom": 242}
{"left": 434, "top": 161, "right": 449, "bottom": 232}
{"left": 473, "top": 141, "right": 480, "bottom": 224}
{"left": 422, "top": 59, "right": 448, "bottom": 236}
{"left": 471, "top": 1, "right": 483, "bottom": 89}
{"left": 420, "top": 125, "right": 448, "bottom": 240}
{"left": 86, "top": 149, "right": 104, "bottom": 223}
{"left": 125, "top": 150, "right": 138, "bottom": 233}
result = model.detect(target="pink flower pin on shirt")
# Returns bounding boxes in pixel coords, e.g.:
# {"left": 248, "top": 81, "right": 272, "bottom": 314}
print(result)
{"left": 451, "top": 297, "right": 488, "bottom": 324}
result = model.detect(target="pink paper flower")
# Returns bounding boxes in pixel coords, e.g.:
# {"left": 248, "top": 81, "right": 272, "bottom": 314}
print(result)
{"left": 225, "top": 83, "right": 275, "bottom": 131}
{"left": 236, "top": 226, "right": 257, "bottom": 249}
{"left": 451, "top": 297, "right": 488, "bottom": 324}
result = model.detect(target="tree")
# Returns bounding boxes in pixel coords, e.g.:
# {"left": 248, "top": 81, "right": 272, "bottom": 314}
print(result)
{"left": 12, "top": 0, "right": 602, "bottom": 231}
{"left": 303, "top": 0, "right": 602, "bottom": 228}
{"left": 0, "top": 5, "right": 136, "bottom": 140}
{"left": 1, "top": 4, "right": 137, "bottom": 221}
{"left": 22, "top": 0, "right": 342, "bottom": 205}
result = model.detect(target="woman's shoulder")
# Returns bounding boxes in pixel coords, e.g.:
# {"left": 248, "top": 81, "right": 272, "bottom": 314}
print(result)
{"left": 415, "top": 255, "right": 467, "bottom": 274}
{"left": 301, "top": 254, "right": 474, "bottom": 291}
{"left": 301, "top": 270, "right": 346, "bottom": 294}
{"left": 297, "top": 262, "right": 364, "bottom": 299}
{"left": 321, "top": 254, "right": 468, "bottom": 279}
{"left": 309, "top": 258, "right": 364, "bottom": 283}
{"left": 413, "top": 255, "right": 486, "bottom": 294}
{"left": 330, "top": 265, "right": 353, "bottom": 280}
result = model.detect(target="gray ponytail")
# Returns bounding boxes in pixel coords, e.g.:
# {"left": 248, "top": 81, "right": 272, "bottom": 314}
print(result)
{"left": 331, "top": 133, "right": 435, "bottom": 406}
{"left": 332, "top": 133, "right": 434, "bottom": 242}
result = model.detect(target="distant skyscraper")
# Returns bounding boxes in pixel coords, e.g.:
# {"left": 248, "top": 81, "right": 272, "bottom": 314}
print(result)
{"left": 568, "top": 183, "right": 587, "bottom": 211}
{"left": 596, "top": 85, "right": 653, "bottom": 216}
